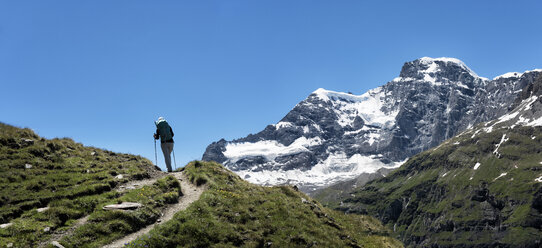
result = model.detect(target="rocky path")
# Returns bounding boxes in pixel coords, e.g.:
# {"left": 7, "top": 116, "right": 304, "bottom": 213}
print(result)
{"left": 39, "top": 172, "right": 167, "bottom": 248}
{"left": 103, "top": 172, "right": 205, "bottom": 248}
{"left": 41, "top": 171, "right": 204, "bottom": 248}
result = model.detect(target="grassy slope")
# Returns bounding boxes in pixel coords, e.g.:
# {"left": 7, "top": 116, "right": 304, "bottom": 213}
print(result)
{"left": 126, "top": 161, "right": 403, "bottom": 248}
{"left": 331, "top": 125, "right": 542, "bottom": 247}
{"left": 0, "top": 123, "right": 180, "bottom": 247}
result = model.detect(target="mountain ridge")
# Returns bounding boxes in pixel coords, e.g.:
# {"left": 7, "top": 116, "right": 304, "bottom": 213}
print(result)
{"left": 203, "top": 57, "right": 541, "bottom": 191}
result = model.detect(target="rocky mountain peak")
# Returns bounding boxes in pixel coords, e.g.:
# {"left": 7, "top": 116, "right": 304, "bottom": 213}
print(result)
{"left": 398, "top": 57, "right": 485, "bottom": 86}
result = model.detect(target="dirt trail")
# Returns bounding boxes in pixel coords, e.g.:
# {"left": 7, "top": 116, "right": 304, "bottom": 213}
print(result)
{"left": 41, "top": 171, "right": 204, "bottom": 248}
{"left": 103, "top": 172, "right": 205, "bottom": 248}
{"left": 39, "top": 172, "right": 167, "bottom": 248}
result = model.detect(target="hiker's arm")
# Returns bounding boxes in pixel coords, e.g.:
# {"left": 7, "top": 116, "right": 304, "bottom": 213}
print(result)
{"left": 154, "top": 128, "right": 159, "bottom": 139}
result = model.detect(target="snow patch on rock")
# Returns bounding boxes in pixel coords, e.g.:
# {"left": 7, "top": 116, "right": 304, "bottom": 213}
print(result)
{"left": 493, "top": 134, "right": 508, "bottom": 156}
{"left": 493, "top": 172, "right": 507, "bottom": 181}
{"left": 223, "top": 137, "right": 323, "bottom": 163}
{"left": 493, "top": 69, "right": 542, "bottom": 80}
{"left": 235, "top": 154, "right": 406, "bottom": 187}
{"left": 312, "top": 88, "right": 398, "bottom": 128}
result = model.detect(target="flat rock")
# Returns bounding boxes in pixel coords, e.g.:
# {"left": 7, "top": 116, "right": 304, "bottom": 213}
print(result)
{"left": 37, "top": 207, "right": 50, "bottom": 213}
{"left": 0, "top": 223, "right": 13, "bottom": 228}
{"left": 51, "top": 241, "right": 66, "bottom": 248}
{"left": 21, "top": 138, "right": 34, "bottom": 146}
{"left": 103, "top": 202, "right": 142, "bottom": 211}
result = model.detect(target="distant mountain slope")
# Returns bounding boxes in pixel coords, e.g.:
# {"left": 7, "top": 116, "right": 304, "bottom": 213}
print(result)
{"left": 123, "top": 161, "right": 403, "bottom": 248}
{"left": 331, "top": 74, "right": 542, "bottom": 247}
{"left": 203, "top": 57, "right": 541, "bottom": 190}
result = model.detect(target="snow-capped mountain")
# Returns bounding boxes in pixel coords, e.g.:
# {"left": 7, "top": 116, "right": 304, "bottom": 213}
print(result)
{"left": 333, "top": 74, "right": 542, "bottom": 247}
{"left": 203, "top": 57, "right": 541, "bottom": 190}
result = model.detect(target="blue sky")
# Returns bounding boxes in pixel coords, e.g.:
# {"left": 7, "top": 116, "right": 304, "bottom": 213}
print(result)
{"left": 1, "top": 1, "right": 542, "bottom": 171}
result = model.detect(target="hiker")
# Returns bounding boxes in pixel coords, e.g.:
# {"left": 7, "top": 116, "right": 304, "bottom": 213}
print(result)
{"left": 154, "top": 117, "right": 175, "bottom": 172}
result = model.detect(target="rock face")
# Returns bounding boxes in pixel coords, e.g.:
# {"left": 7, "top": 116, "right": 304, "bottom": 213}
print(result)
{"left": 335, "top": 75, "right": 542, "bottom": 247}
{"left": 203, "top": 57, "right": 541, "bottom": 190}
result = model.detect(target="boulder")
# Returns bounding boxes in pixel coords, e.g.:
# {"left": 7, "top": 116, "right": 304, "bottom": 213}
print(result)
{"left": 25, "top": 163, "right": 33, "bottom": 169}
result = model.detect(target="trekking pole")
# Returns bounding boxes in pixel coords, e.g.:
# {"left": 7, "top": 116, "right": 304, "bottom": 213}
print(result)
{"left": 154, "top": 138, "right": 158, "bottom": 166}
{"left": 172, "top": 147, "right": 177, "bottom": 171}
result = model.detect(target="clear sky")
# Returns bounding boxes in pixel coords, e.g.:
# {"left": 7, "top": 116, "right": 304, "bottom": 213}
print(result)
{"left": 2, "top": 1, "right": 542, "bottom": 171}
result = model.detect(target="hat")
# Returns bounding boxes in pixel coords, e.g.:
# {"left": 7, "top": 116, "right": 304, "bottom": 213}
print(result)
{"left": 155, "top": 117, "right": 166, "bottom": 125}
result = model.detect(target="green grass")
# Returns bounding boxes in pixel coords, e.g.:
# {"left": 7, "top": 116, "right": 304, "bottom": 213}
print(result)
{"left": 124, "top": 161, "right": 403, "bottom": 248}
{"left": 0, "top": 123, "right": 161, "bottom": 247}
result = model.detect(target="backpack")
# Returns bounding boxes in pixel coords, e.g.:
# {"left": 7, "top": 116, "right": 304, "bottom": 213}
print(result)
{"left": 156, "top": 120, "right": 173, "bottom": 141}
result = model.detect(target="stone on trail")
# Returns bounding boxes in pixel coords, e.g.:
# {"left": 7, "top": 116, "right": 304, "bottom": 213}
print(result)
{"left": 51, "top": 241, "right": 66, "bottom": 248}
{"left": 0, "top": 223, "right": 13, "bottom": 229}
{"left": 103, "top": 202, "right": 142, "bottom": 211}
{"left": 37, "top": 207, "right": 49, "bottom": 213}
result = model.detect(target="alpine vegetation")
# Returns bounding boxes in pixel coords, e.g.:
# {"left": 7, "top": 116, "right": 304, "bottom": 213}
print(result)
{"left": 203, "top": 57, "right": 541, "bottom": 191}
